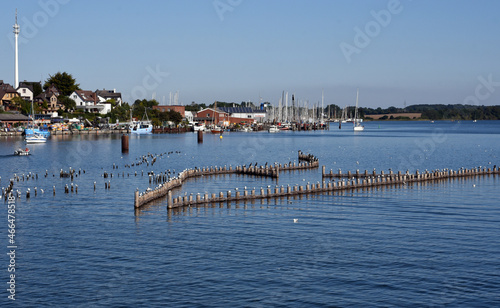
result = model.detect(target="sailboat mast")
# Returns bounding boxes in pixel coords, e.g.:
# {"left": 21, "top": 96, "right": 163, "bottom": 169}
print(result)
{"left": 321, "top": 89, "right": 324, "bottom": 124}
{"left": 355, "top": 88, "right": 359, "bottom": 120}
{"left": 285, "top": 92, "right": 288, "bottom": 123}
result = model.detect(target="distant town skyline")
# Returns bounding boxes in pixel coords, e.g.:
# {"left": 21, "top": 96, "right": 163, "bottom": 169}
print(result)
{"left": 1, "top": 0, "right": 499, "bottom": 108}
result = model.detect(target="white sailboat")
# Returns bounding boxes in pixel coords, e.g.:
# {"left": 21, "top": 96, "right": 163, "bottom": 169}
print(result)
{"left": 26, "top": 133, "right": 47, "bottom": 143}
{"left": 25, "top": 100, "right": 47, "bottom": 143}
{"left": 353, "top": 89, "right": 364, "bottom": 132}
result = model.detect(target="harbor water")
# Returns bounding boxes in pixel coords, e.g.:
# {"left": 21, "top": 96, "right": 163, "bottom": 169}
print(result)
{"left": 1, "top": 120, "right": 499, "bottom": 307}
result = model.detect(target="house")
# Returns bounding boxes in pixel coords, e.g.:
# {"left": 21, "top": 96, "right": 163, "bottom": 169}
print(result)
{"left": 95, "top": 89, "right": 123, "bottom": 106}
{"left": 0, "top": 81, "right": 21, "bottom": 111}
{"left": 217, "top": 107, "right": 267, "bottom": 123}
{"left": 34, "top": 86, "right": 62, "bottom": 114}
{"left": 184, "top": 111, "right": 194, "bottom": 123}
{"left": 45, "top": 84, "right": 61, "bottom": 96}
{"left": 16, "top": 81, "right": 36, "bottom": 101}
{"left": 153, "top": 105, "right": 185, "bottom": 117}
{"left": 70, "top": 90, "right": 111, "bottom": 114}
{"left": 195, "top": 107, "right": 255, "bottom": 126}
{"left": 195, "top": 108, "right": 229, "bottom": 126}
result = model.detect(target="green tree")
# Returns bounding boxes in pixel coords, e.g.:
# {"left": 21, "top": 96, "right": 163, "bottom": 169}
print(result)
{"left": 23, "top": 82, "right": 43, "bottom": 97}
{"left": 11, "top": 96, "right": 35, "bottom": 115}
{"left": 58, "top": 96, "right": 77, "bottom": 111}
{"left": 43, "top": 72, "right": 81, "bottom": 96}
{"left": 168, "top": 110, "right": 183, "bottom": 124}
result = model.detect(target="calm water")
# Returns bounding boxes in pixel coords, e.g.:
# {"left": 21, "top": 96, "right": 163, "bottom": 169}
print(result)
{"left": 1, "top": 121, "right": 500, "bottom": 307}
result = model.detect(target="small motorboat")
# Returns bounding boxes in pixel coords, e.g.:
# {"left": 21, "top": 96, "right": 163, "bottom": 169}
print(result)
{"left": 268, "top": 125, "right": 280, "bottom": 133}
{"left": 210, "top": 126, "right": 223, "bottom": 134}
{"left": 14, "top": 148, "right": 30, "bottom": 156}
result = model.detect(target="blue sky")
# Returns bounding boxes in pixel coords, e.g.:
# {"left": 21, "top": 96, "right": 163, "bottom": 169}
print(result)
{"left": 1, "top": 0, "right": 499, "bottom": 108}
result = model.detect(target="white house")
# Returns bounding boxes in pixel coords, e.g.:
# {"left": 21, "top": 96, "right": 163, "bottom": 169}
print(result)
{"left": 185, "top": 110, "right": 194, "bottom": 123}
{"left": 16, "top": 82, "right": 34, "bottom": 101}
{"left": 217, "top": 107, "right": 267, "bottom": 122}
{"left": 95, "top": 89, "right": 123, "bottom": 106}
{"left": 70, "top": 90, "right": 111, "bottom": 114}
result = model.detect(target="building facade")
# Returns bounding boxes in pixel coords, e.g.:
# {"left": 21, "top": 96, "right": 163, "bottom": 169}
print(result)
{"left": 71, "top": 90, "right": 111, "bottom": 114}
{"left": 16, "top": 82, "right": 34, "bottom": 101}
{"left": 153, "top": 105, "right": 186, "bottom": 118}
{"left": 195, "top": 108, "right": 255, "bottom": 126}
{"left": 0, "top": 81, "right": 20, "bottom": 111}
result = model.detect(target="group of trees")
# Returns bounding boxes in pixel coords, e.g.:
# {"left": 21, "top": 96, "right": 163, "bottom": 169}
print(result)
{"left": 360, "top": 104, "right": 500, "bottom": 120}
{"left": 106, "top": 99, "right": 183, "bottom": 126}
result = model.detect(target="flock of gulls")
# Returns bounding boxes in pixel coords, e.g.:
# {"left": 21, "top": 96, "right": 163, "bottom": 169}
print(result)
{"left": 1, "top": 151, "right": 184, "bottom": 202}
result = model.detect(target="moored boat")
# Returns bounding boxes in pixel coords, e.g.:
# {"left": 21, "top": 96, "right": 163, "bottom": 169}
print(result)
{"left": 268, "top": 125, "right": 280, "bottom": 133}
{"left": 131, "top": 110, "right": 153, "bottom": 134}
{"left": 353, "top": 89, "right": 364, "bottom": 131}
{"left": 131, "top": 121, "right": 153, "bottom": 134}
{"left": 25, "top": 128, "right": 50, "bottom": 137}
{"left": 25, "top": 133, "right": 47, "bottom": 143}
{"left": 210, "top": 126, "right": 223, "bottom": 134}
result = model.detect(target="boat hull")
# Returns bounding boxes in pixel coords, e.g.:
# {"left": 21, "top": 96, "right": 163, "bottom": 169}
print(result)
{"left": 26, "top": 137, "right": 47, "bottom": 143}
{"left": 131, "top": 124, "right": 153, "bottom": 134}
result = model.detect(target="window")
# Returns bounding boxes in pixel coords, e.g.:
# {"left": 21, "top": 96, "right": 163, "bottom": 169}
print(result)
{"left": 248, "top": 115, "right": 252, "bottom": 118}
{"left": 23, "top": 89, "right": 26, "bottom": 93}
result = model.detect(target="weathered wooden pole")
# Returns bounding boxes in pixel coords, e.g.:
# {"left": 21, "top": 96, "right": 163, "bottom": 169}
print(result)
{"left": 121, "top": 134, "right": 129, "bottom": 152}
{"left": 197, "top": 130, "right": 203, "bottom": 143}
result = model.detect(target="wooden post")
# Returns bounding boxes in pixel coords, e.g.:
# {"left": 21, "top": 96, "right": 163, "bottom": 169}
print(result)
{"left": 122, "top": 134, "right": 129, "bottom": 152}
{"left": 167, "top": 190, "right": 172, "bottom": 208}
{"left": 134, "top": 190, "right": 140, "bottom": 208}
{"left": 197, "top": 130, "right": 203, "bottom": 143}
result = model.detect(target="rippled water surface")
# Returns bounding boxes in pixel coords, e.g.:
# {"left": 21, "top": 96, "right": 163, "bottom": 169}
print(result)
{"left": 1, "top": 121, "right": 500, "bottom": 307}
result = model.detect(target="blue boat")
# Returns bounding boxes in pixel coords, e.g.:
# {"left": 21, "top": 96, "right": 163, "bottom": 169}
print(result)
{"left": 25, "top": 127, "right": 51, "bottom": 137}
{"left": 25, "top": 103, "right": 51, "bottom": 137}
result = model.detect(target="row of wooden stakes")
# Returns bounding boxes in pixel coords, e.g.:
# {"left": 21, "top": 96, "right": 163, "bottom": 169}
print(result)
{"left": 135, "top": 156, "right": 497, "bottom": 209}
{"left": 163, "top": 165, "right": 499, "bottom": 208}
{"left": 134, "top": 153, "right": 320, "bottom": 208}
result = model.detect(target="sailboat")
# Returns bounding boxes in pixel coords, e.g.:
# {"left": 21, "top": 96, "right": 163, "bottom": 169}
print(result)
{"left": 210, "top": 101, "right": 223, "bottom": 133}
{"left": 131, "top": 109, "right": 153, "bottom": 134}
{"left": 24, "top": 95, "right": 50, "bottom": 138}
{"left": 25, "top": 100, "right": 47, "bottom": 143}
{"left": 353, "top": 89, "right": 364, "bottom": 131}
